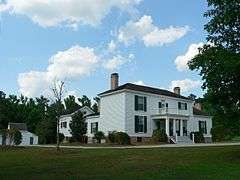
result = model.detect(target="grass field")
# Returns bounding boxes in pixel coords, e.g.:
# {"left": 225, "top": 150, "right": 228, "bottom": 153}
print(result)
{"left": 0, "top": 146, "right": 240, "bottom": 180}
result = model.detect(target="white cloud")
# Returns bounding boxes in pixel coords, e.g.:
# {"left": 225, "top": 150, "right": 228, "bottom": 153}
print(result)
{"left": 133, "top": 80, "right": 145, "bottom": 86}
{"left": 107, "top": 40, "right": 117, "bottom": 52}
{"left": 174, "top": 42, "right": 204, "bottom": 71}
{"left": 103, "top": 53, "right": 134, "bottom": 70}
{"left": 118, "top": 15, "right": 189, "bottom": 46}
{"left": 18, "top": 45, "right": 100, "bottom": 97}
{"left": 0, "top": 0, "right": 142, "bottom": 28}
{"left": 143, "top": 26, "right": 190, "bottom": 47}
{"left": 169, "top": 79, "right": 201, "bottom": 93}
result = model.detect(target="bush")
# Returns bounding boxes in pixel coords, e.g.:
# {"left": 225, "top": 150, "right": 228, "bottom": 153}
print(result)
{"left": 108, "top": 131, "right": 116, "bottom": 143}
{"left": 107, "top": 131, "right": 130, "bottom": 145}
{"left": 152, "top": 129, "right": 168, "bottom": 142}
{"left": 190, "top": 132, "right": 204, "bottom": 143}
{"left": 211, "top": 125, "right": 226, "bottom": 142}
{"left": 59, "top": 133, "right": 65, "bottom": 143}
{"left": 114, "top": 132, "right": 130, "bottom": 145}
{"left": 94, "top": 131, "right": 105, "bottom": 143}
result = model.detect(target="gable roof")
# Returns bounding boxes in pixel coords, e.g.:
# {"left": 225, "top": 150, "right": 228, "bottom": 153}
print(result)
{"left": 99, "top": 83, "right": 190, "bottom": 100}
{"left": 60, "top": 106, "right": 95, "bottom": 118}
{"left": 8, "top": 123, "right": 27, "bottom": 131}
{"left": 193, "top": 107, "right": 210, "bottom": 116}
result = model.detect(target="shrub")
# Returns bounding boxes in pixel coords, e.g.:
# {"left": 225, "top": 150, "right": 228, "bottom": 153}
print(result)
{"left": 94, "top": 131, "right": 105, "bottom": 143}
{"left": 108, "top": 131, "right": 116, "bottom": 143}
{"left": 114, "top": 132, "right": 130, "bottom": 145}
{"left": 152, "top": 129, "right": 168, "bottom": 142}
{"left": 210, "top": 125, "right": 226, "bottom": 142}
{"left": 59, "top": 133, "right": 65, "bottom": 143}
{"left": 190, "top": 132, "right": 204, "bottom": 143}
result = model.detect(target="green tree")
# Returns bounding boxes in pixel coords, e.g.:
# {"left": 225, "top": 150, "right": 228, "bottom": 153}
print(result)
{"left": 94, "top": 131, "right": 105, "bottom": 143}
{"left": 13, "top": 129, "right": 22, "bottom": 145}
{"left": 69, "top": 112, "right": 87, "bottom": 142}
{"left": 188, "top": 0, "right": 240, "bottom": 138}
{"left": 64, "top": 95, "right": 80, "bottom": 114}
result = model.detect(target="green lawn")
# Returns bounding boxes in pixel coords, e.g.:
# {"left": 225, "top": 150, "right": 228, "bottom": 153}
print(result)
{"left": 0, "top": 146, "right": 240, "bottom": 180}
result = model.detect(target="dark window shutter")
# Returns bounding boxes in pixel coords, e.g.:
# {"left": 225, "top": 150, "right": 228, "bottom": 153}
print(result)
{"left": 135, "top": 95, "right": 138, "bottom": 111}
{"left": 204, "top": 121, "right": 207, "bottom": 134}
{"left": 135, "top": 116, "right": 139, "bottom": 133}
{"left": 96, "top": 122, "right": 98, "bottom": 132}
{"left": 198, "top": 121, "right": 201, "bottom": 132}
{"left": 166, "top": 103, "right": 168, "bottom": 108}
{"left": 159, "top": 102, "right": 162, "bottom": 108}
{"left": 144, "top": 116, "right": 147, "bottom": 133}
{"left": 185, "top": 103, "right": 187, "bottom": 110}
{"left": 91, "top": 123, "right": 93, "bottom": 133}
{"left": 144, "top": 97, "right": 147, "bottom": 112}
{"left": 178, "top": 102, "right": 181, "bottom": 109}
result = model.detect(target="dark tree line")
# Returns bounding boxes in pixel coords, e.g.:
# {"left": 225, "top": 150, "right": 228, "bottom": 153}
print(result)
{"left": 0, "top": 91, "right": 99, "bottom": 144}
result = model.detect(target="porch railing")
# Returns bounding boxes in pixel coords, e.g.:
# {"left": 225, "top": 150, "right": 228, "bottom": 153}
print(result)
{"left": 158, "top": 107, "right": 190, "bottom": 116}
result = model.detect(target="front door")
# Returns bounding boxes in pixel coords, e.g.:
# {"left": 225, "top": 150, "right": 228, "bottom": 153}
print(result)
{"left": 176, "top": 119, "right": 180, "bottom": 136}
{"left": 156, "top": 119, "right": 165, "bottom": 131}
{"left": 169, "top": 119, "right": 174, "bottom": 136}
{"left": 183, "top": 120, "right": 187, "bottom": 136}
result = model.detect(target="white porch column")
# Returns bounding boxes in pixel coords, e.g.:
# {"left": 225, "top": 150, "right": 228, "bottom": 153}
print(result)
{"left": 165, "top": 117, "right": 169, "bottom": 136}
{"left": 173, "top": 119, "right": 176, "bottom": 136}
{"left": 180, "top": 119, "right": 183, "bottom": 136}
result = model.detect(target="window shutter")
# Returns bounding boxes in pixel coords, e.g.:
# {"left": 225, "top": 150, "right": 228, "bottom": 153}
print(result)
{"left": 204, "top": 121, "right": 207, "bottom": 134}
{"left": 144, "top": 97, "right": 147, "bottom": 112}
{"left": 96, "top": 122, "right": 98, "bottom": 132}
{"left": 91, "top": 123, "right": 93, "bottom": 133}
{"left": 135, "top": 95, "right": 138, "bottom": 111}
{"left": 144, "top": 116, "right": 147, "bottom": 133}
{"left": 178, "top": 102, "right": 181, "bottom": 109}
{"left": 198, "top": 121, "right": 201, "bottom": 132}
{"left": 135, "top": 116, "right": 139, "bottom": 133}
{"left": 166, "top": 103, "right": 168, "bottom": 108}
{"left": 159, "top": 102, "right": 162, "bottom": 108}
{"left": 185, "top": 103, "right": 187, "bottom": 110}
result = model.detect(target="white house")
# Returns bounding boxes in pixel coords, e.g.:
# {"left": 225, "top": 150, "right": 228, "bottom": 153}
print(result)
{"left": 60, "top": 73, "right": 212, "bottom": 144}
{"left": 0, "top": 123, "right": 38, "bottom": 146}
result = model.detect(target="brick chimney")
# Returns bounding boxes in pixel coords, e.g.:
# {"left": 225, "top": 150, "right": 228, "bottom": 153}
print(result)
{"left": 173, "top": 87, "right": 180, "bottom": 95}
{"left": 111, "top": 73, "right": 119, "bottom": 90}
{"left": 194, "top": 102, "right": 202, "bottom": 111}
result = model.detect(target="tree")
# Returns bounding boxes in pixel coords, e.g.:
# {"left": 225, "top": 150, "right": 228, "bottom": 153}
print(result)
{"left": 94, "top": 131, "right": 105, "bottom": 143}
{"left": 69, "top": 112, "right": 87, "bottom": 142}
{"left": 188, "top": 0, "right": 240, "bottom": 138}
{"left": 13, "top": 130, "right": 22, "bottom": 145}
{"left": 78, "top": 95, "right": 91, "bottom": 108}
{"left": 51, "top": 81, "right": 65, "bottom": 151}
{"left": 64, "top": 95, "right": 80, "bottom": 114}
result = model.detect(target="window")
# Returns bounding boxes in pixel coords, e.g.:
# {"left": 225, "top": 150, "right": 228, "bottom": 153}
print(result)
{"left": 91, "top": 122, "right": 98, "bottom": 134}
{"left": 159, "top": 101, "right": 168, "bottom": 108}
{"left": 199, "top": 121, "right": 207, "bottom": 134}
{"left": 61, "top": 122, "right": 67, "bottom": 128}
{"left": 135, "top": 95, "right": 147, "bottom": 111}
{"left": 178, "top": 102, "right": 187, "bottom": 110}
{"left": 135, "top": 116, "right": 147, "bottom": 133}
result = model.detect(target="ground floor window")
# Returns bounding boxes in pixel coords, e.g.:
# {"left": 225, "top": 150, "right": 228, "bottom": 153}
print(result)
{"left": 91, "top": 122, "right": 98, "bottom": 134}
{"left": 199, "top": 121, "right": 207, "bottom": 134}
{"left": 135, "top": 116, "right": 147, "bottom": 133}
{"left": 60, "top": 122, "right": 67, "bottom": 128}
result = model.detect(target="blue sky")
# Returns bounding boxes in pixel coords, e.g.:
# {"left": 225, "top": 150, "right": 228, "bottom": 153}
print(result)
{"left": 0, "top": 0, "right": 208, "bottom": 99}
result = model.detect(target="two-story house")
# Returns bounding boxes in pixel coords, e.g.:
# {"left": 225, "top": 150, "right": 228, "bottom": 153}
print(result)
{"left": 60, "top": 73, "right": 212, "bottom": 144}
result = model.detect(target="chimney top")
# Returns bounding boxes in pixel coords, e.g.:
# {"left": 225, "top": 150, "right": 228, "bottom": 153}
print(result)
{"left": 111, "top": 73, "right": 119, "bottom": 90}
{"left": 173, "top": 87, "right": 180, "bottom": 95}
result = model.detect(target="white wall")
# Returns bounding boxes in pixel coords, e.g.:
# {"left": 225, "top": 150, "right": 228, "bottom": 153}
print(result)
{"left": 191, "top": 116, "right": 212, "bottom": 137}
{"left": 125, "top": 91, "right": 193, "bottom": 137}
{"left": 98, "top": 92, "right": 126, "bottom": 135}
{"left": 86, "top": 116, "right": 101, "bottom": 137}
{"left": 59, "top": 116, "right": 72, "bottom": 137}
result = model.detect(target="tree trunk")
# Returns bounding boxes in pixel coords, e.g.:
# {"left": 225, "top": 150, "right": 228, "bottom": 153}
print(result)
{"left": 56, "top": 115, "right": 60, "bottom": 151}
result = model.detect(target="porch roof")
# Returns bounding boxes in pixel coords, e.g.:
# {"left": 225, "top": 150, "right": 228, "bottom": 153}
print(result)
{"left": 151, "top": 114, "right": 189, "bottom": 119}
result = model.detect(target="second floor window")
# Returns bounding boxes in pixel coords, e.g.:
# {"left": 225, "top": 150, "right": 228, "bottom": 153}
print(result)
{"left": 61, "top": 122, "right": 67, "bottom": 128}
{"left": 135, "top": 95, "right": 147, "bottom": 111}
{"left": 178, "top": 102, "right": 187, "bottom": 110}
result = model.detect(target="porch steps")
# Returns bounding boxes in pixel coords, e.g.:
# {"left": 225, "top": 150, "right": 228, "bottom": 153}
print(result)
{"left": 170, "top": 136, "right": 194, "bottom": 144}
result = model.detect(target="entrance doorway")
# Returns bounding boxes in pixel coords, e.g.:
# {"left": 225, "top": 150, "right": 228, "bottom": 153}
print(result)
{"left": 156, "top": 119, "right": 165, "bottom": 131}
{"left": 30, "top": 137, "right": 34, "bottom": 145}
{"left": 169, "top": 119, "right": 174, "bottom": 136}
